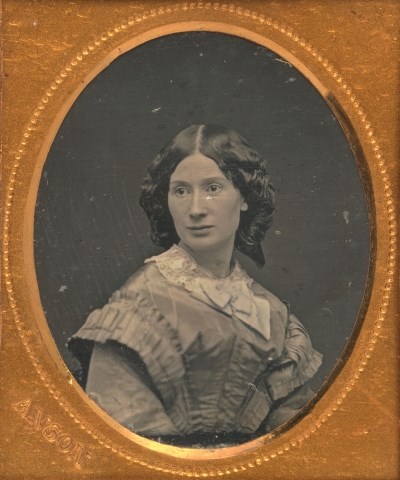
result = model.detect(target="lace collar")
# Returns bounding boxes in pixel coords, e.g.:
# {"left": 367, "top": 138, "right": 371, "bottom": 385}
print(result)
{"left": 146, "top": 244, "right": 251, "bottom": 287}
{"left": 145, "top": 245, "right": 271, "bottom": 340}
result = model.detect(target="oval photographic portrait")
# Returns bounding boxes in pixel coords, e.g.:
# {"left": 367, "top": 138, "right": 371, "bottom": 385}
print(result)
{"left": 34, "top": 32, "right": 371, "bottom": 449}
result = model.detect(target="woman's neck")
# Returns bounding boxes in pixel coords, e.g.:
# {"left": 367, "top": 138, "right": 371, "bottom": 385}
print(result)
{"left": 178, "top": 241, "right": 234, "bottom": 278}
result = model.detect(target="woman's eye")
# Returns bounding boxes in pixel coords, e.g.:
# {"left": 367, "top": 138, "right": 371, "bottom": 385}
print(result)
{"left": 174, "top": 187, "right": 189, "bottom": 196}
{"left": 206, "top": 184, "right": 222, "bottom": 194}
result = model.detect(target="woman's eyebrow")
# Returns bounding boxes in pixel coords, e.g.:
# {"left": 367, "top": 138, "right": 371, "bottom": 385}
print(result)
{"left": 169, "top": 176, "right": 227, "bottom": 186}
{"left": 201, "top": 176, "right": 228, "bottom": 184}
{"left": 169, "top": 180, "right": 191, "bottom": 186}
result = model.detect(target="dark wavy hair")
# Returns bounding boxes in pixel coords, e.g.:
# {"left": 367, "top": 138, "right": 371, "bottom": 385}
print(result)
{"left": 139, "top": 124, "right": 275, "bottom": 266}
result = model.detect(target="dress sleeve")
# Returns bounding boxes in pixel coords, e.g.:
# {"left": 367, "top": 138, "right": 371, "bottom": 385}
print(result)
{"left": 263, "top": 384, "right": 315, "bottom": 432}
{"left": 68, "top": 274, "right": 185, "bottom": 390}
{"left": 263, "top": 312, "right": 323, "bottom": 402}
{"left": 68, "top": 268, "right": 186, "bottom": 419}
{"left": 86, "top": 342, "right": 179, "bottom": 436}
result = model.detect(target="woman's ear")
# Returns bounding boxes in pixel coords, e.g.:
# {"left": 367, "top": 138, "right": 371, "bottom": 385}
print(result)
{"left": 240, "top": 200, "right": 248, "bottom": 212}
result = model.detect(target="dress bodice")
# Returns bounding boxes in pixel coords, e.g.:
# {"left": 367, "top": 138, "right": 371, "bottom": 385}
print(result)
{"left": 69, "top": 246, "right": 322, "bottom": 438}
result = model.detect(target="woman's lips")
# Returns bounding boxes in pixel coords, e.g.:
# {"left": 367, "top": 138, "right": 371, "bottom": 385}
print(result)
{"left": 187, "top": 225, "right": 214, "bottom": 230}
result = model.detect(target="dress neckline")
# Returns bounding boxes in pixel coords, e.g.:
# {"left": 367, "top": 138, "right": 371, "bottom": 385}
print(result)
{"left": 145, "top": 244, "right": 252, "bottom": 287}
{"left": 145, "top": 245, "right": 270, "bottom": 340}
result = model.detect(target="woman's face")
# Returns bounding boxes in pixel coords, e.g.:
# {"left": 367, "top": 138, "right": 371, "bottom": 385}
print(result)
{"left": 168, "top": 154, "right": 248, "bottom": 254}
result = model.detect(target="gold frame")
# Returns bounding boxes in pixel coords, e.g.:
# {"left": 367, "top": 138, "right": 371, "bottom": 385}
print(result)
{"left": 1, "top": 1, "right": 398, "bottom": 478}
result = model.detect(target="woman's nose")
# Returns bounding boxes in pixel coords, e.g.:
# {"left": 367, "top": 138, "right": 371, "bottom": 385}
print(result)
{"left": 189, "top": 191, "right": 207, "bottom": 218}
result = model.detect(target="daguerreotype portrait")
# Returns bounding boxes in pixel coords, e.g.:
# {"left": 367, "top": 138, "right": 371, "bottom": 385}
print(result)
{"left": 2, "top": 2, "right": 398, "bottom": 479}
{"left": 34, "top": 32, "right": 369, "bottom": 447}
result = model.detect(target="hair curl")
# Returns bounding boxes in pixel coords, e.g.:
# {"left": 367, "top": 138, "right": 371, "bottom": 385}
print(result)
{"left": 139, "top": 124, "right": 275, "bottom": 266}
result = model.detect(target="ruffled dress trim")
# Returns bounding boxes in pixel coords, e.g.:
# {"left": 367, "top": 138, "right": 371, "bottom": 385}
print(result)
{"left": 263, "top": 346, "right": 323, "bottom": 401}
{"left": 268, "top": 311, "right": 323, "bottom": 400}
{"left": 69, "top": 284, "right": 185, "bottom": 405}
{"left": 249, "top": 283, "right": 323, "bottom": 402}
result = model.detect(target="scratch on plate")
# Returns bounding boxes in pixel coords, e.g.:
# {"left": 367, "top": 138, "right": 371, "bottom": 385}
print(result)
{"left": 275, "top": 58, "right": 292, "bottom": 67}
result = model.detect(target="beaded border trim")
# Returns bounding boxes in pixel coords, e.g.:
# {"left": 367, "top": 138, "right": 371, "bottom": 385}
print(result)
{"left": 3, "top": 2, "right": 396, "bottom": 476}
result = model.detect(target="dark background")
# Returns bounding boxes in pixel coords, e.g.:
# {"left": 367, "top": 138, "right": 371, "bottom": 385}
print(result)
{"left": 34, "top": 32, "right": 370, "bottom": 390}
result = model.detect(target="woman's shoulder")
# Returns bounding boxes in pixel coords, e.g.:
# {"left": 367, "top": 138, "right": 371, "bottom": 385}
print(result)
{"left": 69, "top": 260, "right": 183, "bottom": 376}
{"left": 70, "top": 261, "right": 166, "bottom": 341}
{"left": 112, "top": 260, "right": 164, "bottom": 300}
{"left": 249, "top": 280, "right": 288, "bottom": 316}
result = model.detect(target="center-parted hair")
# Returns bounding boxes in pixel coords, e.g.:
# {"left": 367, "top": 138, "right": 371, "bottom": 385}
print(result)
{"left": 139, "top": 124, "right": 275, "bottom": 266}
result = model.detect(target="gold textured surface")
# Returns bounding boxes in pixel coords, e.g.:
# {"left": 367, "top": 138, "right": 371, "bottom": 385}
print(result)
{"left": 1, "top": 1, "right": 399, "bottom": 478}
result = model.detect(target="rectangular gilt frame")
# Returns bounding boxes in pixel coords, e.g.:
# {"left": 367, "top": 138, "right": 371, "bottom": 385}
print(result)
{"left": 1, "top": 1, "right": 399, "bottom": 479}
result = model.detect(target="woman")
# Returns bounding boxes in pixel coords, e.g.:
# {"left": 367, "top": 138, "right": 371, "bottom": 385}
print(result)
{"left": 69, "top": 124, "right": 322, "bottom": 447}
